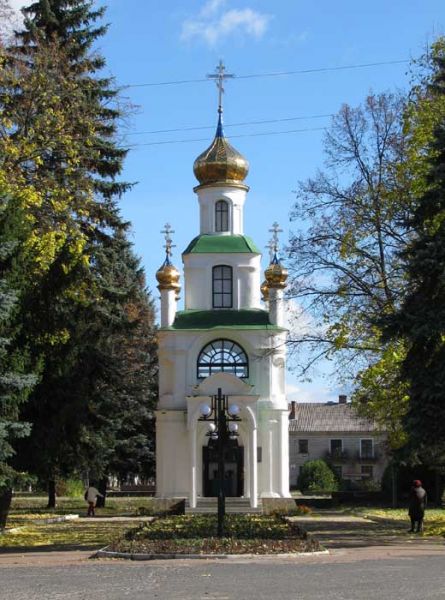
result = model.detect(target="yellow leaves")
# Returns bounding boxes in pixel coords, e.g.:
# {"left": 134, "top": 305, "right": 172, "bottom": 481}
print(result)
{"left": 37, "top": 328, "right": 71, "bottom": 347}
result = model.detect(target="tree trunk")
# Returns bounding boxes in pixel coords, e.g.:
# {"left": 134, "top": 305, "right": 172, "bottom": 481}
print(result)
{"left": 0, "top": 488, "right": 13, "bottom": 530}
{"left": 47, "top": 479, "right": 56, "bottom": 509}
{"left": 391, "top": 463, "right": 398, "bottom": 508}
{"left": 96, "top": 477, "right": 108, "bottom": 508}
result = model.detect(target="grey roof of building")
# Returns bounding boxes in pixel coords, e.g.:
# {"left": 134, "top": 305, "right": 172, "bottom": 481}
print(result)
{"left": 288, "top": 403, "right": 380, "bottom": 433}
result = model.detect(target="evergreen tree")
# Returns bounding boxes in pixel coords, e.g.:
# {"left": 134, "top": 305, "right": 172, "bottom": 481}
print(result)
{"left": 0, "top": 193, "right": 36, "bottom": 529}
{"left": 18, "top": 0, "right": 131, "bottom": 201}
{"left": 7, "top": 1, "right": 157, "bottom": 505}
{"left": 384, "top": 51, "right": 445, "bottom": 465}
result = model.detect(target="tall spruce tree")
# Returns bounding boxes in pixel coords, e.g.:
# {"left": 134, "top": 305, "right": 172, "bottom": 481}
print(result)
{"left": 0, "top": 193, "right": 36, "bottom": 529}
{"left": 8, "top": 1, "right": 158, "bottom": 505}
{"left": 384, "top": 51, "right": 445, "bottom": 467}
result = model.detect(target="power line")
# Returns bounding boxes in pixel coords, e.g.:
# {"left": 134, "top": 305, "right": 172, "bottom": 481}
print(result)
{"left": 123, "top": 113, "right": 334, "bottom": 137}
{"left": 124, "top": 59, "right": 409, "bottom": 89}
{"left": 126, "top": 126, "right": 327, "bottom": 148}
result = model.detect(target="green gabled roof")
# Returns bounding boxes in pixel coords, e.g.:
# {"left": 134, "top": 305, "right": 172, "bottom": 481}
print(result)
{"left": 183, "top": 234, "right": 260, "bottom": 255}
{"left": 163, "top": 309, "right": 284, "bottom": 331}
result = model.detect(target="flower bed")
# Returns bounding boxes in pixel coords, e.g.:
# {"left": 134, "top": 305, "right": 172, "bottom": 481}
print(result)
{"left": 109, "top": 514, "right": 322, "bottom": 555}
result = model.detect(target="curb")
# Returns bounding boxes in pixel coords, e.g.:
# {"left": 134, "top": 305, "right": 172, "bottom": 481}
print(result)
{"left": 93, "top": 547, "right": 330, "bottom": 561}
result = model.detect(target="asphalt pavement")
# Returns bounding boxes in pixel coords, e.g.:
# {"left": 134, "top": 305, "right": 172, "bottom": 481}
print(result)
{"left": 1, "top": 552, "right": 445, "bottom": 600}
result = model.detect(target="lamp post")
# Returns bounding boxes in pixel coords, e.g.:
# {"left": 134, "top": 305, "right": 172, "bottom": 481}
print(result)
{"left": 198, "top": 387, "right": 241, "bottom": 537}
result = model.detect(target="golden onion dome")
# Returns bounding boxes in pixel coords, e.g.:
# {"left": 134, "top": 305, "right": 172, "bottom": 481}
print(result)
{"left": 261, "top": 280, "right": 270, "bottom": 302}
{"left": 193, "top": 113, "right": 249, "bottom": 186}
{"left": 156, "top": 258, "right": 181, "bottom": 292}
{"left": 265, "top": 256, "right": 288, "bottom": 289}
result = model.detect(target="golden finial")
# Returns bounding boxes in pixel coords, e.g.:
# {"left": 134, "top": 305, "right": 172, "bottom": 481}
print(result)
{"left": 156, "top": 223, "right": 181, "bottom": 294}
{"left": 193, "top": 61, "right": 249, "bottom": 187}
{"left": 264, "top": 222, "right": 288, "bottom": 289}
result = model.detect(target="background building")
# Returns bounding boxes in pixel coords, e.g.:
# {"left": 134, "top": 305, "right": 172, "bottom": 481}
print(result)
{"left": 289, "top": 396, "right": 388, "bottom": 489}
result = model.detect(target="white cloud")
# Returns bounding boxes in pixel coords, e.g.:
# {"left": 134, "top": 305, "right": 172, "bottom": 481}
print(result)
{"left": 200, "top": 0, "right": 227, "bottom": 18}
{"left": 181, "top": 1, "right": 271, "bottom": 46}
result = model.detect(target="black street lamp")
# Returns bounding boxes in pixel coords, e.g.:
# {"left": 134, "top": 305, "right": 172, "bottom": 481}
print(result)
{"left": 198, "top": 387, "right": 241, "bottom": 537}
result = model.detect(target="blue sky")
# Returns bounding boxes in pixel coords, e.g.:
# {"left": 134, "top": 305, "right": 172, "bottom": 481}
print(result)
{"left": 12, "top": 0, "right": 445, "bottom": 401}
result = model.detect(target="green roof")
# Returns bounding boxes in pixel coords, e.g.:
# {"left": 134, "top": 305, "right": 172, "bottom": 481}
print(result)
{"left": 163, "top": 309, "right": 284, "bottom": 331}
{"left": 183, "top": 235, "right": 260, "bottom": 255}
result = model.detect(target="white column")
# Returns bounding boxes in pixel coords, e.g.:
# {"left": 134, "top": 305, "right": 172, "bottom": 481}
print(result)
{"left": 244, "top": 434, "right": 250, "bottom": 498}
{"left": 249, "top": 427, "right": 258, "bottom": 508}
{"left": 189, "top": 427, "right": 197, "bottom": 508}
{"left": 278, "top": 410, "right": 291, "bottom": 497}
{"left": 269, "top": 288, "right": 284, "bottom": 327}
{"left": 160, "top": 288, "right": 177, "bottom": 327}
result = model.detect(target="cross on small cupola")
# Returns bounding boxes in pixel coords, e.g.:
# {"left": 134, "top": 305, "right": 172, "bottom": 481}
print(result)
{"left": 161, "top": 222, "right": 176, "bottom": 261}
{"left": 156, "top": 223, "right": 181, "bottom": 309}
{"left": 269, "top": 221, "right": 284, "bottom": 260}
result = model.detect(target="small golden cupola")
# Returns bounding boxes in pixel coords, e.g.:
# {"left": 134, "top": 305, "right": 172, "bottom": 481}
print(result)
{"left": 156, "top": 223, "right": 181, "bottom": 295}
{"left": 156, "top": 258, "right": 181, "bottom": 292}
{"left": 264, "top": 222, "right": 288, "bottom": 290}
{"left": 193, "top": 111, "right": 249, "bottom": 186}
{"left": 265, "top": 255, "right": 288, "bottom": 289}
{"left": 261, "top": 279, "right": 270, "bottom": 302}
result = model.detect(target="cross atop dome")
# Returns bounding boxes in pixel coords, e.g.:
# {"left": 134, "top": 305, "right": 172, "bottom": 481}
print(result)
{"left": 207, "top": 60, "right": 235, "bottom": 116}
{"left": 193, "top": 62, "right": 249, "bottom": 187}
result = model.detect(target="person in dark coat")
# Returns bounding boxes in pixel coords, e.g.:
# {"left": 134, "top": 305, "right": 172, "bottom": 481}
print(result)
{"left": 408, "top": 480, "right": 427, "bottom": 533}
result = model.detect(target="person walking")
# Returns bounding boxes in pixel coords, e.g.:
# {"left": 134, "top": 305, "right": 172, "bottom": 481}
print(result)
{"left": 408, "top": 479, "right": 427, "bottom": 533}
{"left": 84, "top": 485, "right": 103, "bottom": 517}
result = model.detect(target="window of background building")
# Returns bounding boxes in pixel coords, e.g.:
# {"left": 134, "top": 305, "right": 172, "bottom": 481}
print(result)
{"left": 360, "top": 439, "right": 373, "bottom": 458}
{"left": 212, "top": 265, "right": 232, "bottom": 308}
{"left": 361, "top": 465, "right": 373, "bottom": 478}
{"left": 298, "top": 439, "right": 308, "bottom": 454}
{"left": 330, "top": 439, "right": 343, "bottom": 455}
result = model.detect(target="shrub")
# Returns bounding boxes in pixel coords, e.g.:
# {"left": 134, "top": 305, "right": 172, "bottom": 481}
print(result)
{"left": 297, "top": 460, "right": 338, "bottom": 493}
{"left": 55, "top": 479, "right": 84, "bottom": 498}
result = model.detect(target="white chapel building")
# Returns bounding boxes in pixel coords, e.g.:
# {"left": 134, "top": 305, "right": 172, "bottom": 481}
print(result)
{"left": 155, "top": 98, "right": 291, "bottom": 508}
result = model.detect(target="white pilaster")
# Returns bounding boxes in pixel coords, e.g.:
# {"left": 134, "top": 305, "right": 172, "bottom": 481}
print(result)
{"left": 189, "top": 428, "right": 197, "bottom": 508}
{"left": 249, "top": 426, "right": 258, "bottom": 508}
{"left": 278, "top": 410, "right": 291, "bottom": 497}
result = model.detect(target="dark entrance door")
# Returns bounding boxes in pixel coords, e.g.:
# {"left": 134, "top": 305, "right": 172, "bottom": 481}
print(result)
{"left": 203, "top": 439, "right": 244, "bottom": 497}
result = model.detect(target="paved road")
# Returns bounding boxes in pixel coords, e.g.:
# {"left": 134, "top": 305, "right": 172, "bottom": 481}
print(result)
{"left": 1, "top": 551, "right": 445, "bottom": 600}
{"left": 1, "top": 511, "right": 443, "bottom": 599}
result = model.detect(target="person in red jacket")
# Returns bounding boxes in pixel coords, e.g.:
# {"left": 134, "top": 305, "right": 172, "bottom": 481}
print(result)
{"left": 408, "top": 480, "right": 427, "bottom": 533}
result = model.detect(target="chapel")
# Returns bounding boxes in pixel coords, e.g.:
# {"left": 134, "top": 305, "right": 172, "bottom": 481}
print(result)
{"left": 155, "top": 70, "right": 290, "bottom": 508}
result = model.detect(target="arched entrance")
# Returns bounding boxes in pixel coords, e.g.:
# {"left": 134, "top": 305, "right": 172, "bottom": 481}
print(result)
{"left": 202, "top": 438, "right": 244, "bottom": 497}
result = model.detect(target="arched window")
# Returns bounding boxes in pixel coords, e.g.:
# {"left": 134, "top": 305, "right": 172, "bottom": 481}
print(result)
{"left": 215, "top": 200, "right": 229, "bottom": 232}
{"left": 197, "top": 339, "right": 248, "bottom": 379}
{"left": 212, "top": 265, "right": 232, "bottom": 308}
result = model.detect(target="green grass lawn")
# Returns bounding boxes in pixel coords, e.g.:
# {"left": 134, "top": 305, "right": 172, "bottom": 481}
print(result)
{"left": 0, "top": 520, "right": 133, "bottom": 551}
{"left": 0, "top": 496, "right": 159, "bottom": 552}
{"left": 351, "top": 507, "right": 445, "bottom": 537}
